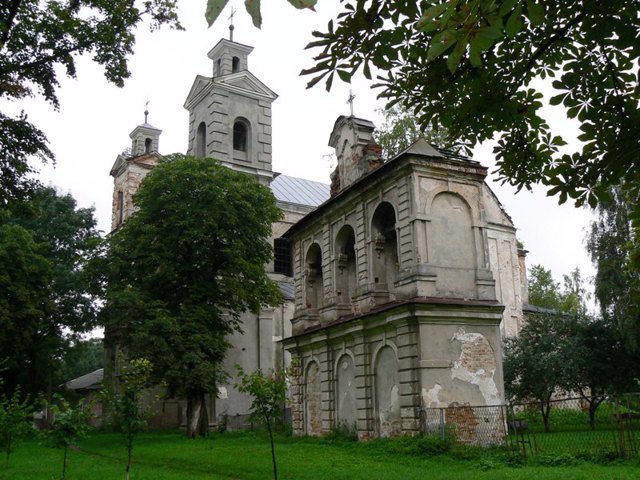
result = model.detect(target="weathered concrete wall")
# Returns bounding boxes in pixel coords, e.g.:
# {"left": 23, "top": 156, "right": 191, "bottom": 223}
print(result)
{"left": 290, "top": 153, "right": 523, "bottom": 337}
{"left": 284, "top": 301, "right": 503, "bottom": 439}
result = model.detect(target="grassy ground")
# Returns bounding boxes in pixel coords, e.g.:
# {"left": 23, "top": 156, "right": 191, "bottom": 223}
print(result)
{"left": 1, "top": 431, "right": 638, "bottom": 480}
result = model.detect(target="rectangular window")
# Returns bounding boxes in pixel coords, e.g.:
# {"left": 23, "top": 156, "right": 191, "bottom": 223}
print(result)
{"left": 274, "top": 238, "right": 292, "bottom": 276}
{"left": 117, "top": 191, "right": 124, "bottom": 225}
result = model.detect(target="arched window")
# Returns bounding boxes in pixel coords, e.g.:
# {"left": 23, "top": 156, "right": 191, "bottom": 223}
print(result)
{"left": 232, "top": 56, "right": 240, "bottom": 73}
{"left": 144, "top": 138, "right": 152, "bottom": 154}
{"left": 233, "top": 121, "right": 248, "bottom": 152}
{"left": 216, "top": 58, "right": 221, "bottom": 77}
{"left": 305, "top": 243, "right": 323, "bottom": 310}
{"left": 196, "top": 122, "right": 206, "bottom": 158}
{"left": 371, "top": 202, "right": 398, "bottom": 293}
{"left": 335, "top": 225, "right": 357, "bottom": 305}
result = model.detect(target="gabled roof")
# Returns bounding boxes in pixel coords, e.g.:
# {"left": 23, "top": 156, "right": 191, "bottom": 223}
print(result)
{"left": 184, "top": 70, "right": 277, "bottom": 110}
{"left": 65, "top": 368, "right": 103, "bottom": 391}
{"left": 270, "top": 174, "right": 329, "bottom": 207}
{"left": 393, "top": 137, "right": 445, "bottom": 159}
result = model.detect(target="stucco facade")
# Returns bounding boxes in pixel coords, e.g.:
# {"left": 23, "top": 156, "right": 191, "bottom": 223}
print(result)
{"left": 282, "top": 117, "right": 524, "bottom": 439}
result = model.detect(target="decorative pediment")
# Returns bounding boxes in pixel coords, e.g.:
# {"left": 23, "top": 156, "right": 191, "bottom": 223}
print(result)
{"left": 109, "top": 152, "right": 161, "bottom": 178}
{"left": 184, "top": 71, "right": 277, "bottom": 110}
{"left": 109, "top": 154, "right": 128, "bottom": 178}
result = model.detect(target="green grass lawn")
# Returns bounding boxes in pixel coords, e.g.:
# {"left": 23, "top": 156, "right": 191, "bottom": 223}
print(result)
{"left": 1, "top": 431, "right": 638, "bottom": 480}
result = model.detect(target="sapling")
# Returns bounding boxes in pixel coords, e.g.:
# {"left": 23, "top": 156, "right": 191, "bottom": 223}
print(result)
{"left": 44, "top": 396, "right": 92, "bottom": 480}
{"left": 0, "top": 386, "right": 32, "bottom": 467}
{"left": 101, "top": 358, "right": 153, "bottom": 480}
{"left": 236, "top": 366, "right": 288, "bottom": 480}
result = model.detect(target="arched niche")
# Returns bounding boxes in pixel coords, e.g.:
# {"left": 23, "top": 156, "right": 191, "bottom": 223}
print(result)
{"left": 334, "top": 224, "right": 356, "bottom": 305}
{"left": 371, "top": 202, "right": 398, "bottom": 291}
{"left": 195, "top": 122, "right": 206, "bottom": 158}
{"left": 374, "top": 345, "right": 400, "bottom": 437}
{"left": 232, "top": 56, "right": 240, "bottom": 73}
{"left": 305, "top": 361, "right": 322, "bottom": 436}
{"left": 305, "top": 243, "right": 323, "bottom": 310}
{"left": 430, "top": 192, "right": 476, "bottom": 296}
{"left": 335, "top": 353, "right": 357, "bottom": 429}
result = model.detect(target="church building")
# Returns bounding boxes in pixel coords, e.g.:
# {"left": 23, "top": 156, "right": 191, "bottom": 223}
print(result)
{"left": 107, "top": 33, "right": 527, "bottom": 436}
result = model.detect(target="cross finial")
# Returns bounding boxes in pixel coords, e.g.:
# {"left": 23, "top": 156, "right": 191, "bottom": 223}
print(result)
{"left": 228, "top": 6, "right": 236, "bottom": 42}
{"left": 347, "top": 89, "right": 356, "bottom": 117}
{"left": 144, "top": 97, "right": 150, "bottom": 124}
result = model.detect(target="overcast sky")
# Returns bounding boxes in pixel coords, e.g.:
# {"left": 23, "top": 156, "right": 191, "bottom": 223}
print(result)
{"left": 14, "top": 1, "right": 596, "bottom": 300}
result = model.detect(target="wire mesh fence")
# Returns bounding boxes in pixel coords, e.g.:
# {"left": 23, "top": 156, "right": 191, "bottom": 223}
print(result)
{"left": 421, "top": 394, "right": 640, "bottom": 459}
{"left": 421, "top": 404, "right": 509, "bottom": 447}
{"left": 508, "top": 394, "right": 639, "bottom": 459}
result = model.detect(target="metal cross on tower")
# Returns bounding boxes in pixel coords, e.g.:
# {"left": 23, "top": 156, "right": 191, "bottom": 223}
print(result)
{"left": 144, "top": 98, "right": 150, "bottom": 124}
{"left": 347, "top": 89, "right": 356, "bottom": 117}
{"left": 228, "top": 7, "right": 236, "bottom": 42}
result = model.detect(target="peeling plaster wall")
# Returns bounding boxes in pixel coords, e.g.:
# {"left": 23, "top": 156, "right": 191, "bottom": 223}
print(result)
{"left": 419, "top": 323, "right": 504, "bottom": 409}
{"left": 336, "top": 354, "right": 357, "bottom": 428}
{"left": 305, "top": 362, "right": 322, "bottom": 436}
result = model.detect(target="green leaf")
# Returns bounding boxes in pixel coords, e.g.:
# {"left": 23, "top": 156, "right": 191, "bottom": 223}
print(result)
{"left": 287, "top": 0, "right": 318, "bottom": 10}
{"left": 499, "top": 0, "right": 518, "bottom": 16}
{"left": 526, "top": 1, "right": 544, "bottom": 26}
{"left": 505, "top": 4, "right": 523, "bottom": 38}
{"left": 244, "top": 0, "right": 262, "bottom": 29}
{"left": 549, "top": 93, "right": 566, "bottom": 106}
{"left": 417, "top": 3, "right": 448, "bottom": 31}
{"left": 469, "top": 42, "right": 482, "bottom": 68}
{"left": 447, "top": 40, "right": 466, "bottom": 73}
{"left": 337, "top": 69, "right": 352, "bottom": 83}
{"left": 428, "top": 31, "right": 456, "bottom": 60}
{"left": 205, "top": 0, "right": 230, "bottom": 27}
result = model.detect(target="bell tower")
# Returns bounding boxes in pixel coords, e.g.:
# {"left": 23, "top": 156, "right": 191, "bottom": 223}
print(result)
{"left": 184, "top": 38, "right": 277, "bottom": 185}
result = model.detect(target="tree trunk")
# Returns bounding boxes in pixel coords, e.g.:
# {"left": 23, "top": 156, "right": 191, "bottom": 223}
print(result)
{"left": 62, "top": 444, "right": 68, "bottom": 480}
{"left": 540, "top": 400, "right": 551, "bottom": 433}
{"left": 186, "top": 391, "right": 209, "bottom": 438}
{"left": 266, "top": 417, "right": 278, "bottom": 480}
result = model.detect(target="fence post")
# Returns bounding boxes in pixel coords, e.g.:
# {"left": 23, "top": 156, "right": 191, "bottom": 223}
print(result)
{"left": 439, "top": 408, "right": 445, "bottom": 440}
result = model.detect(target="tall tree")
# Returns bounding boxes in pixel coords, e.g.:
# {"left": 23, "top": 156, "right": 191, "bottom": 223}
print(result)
{"left": 102, "top": 155, "right": 282, "bottom": 438}
{"left": 374, "top": 105, "right": 458, "bottom": 158}
{"left": 527, "top": 264, "right": 588, "bottom": 315}
{"left": 586, "top": 185, "right": 640, "bottom": 351}
{"left": 207, "top": 0, "right": 638, "bottom": 210}
{"left": 527, "top": 264, "right": 562, "bottom": 311}
{"left": 0, "top": 0, "right": 181, "bottom": 203}
{"left": 0, "top": 187, "right": 101, "bottom": 400}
